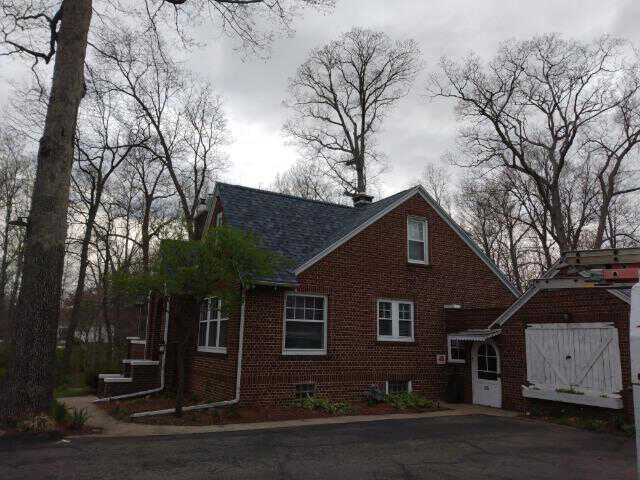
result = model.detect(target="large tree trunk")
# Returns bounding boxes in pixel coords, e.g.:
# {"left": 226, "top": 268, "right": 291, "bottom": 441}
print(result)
{"left": 0, "top": 0, "right": 93, "bottom": 420}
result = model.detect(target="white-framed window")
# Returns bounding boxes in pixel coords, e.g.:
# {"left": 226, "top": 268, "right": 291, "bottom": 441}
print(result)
{"left": 386, "top": 380, "right": 412, "bottom": 394}
{"left": 407, "top": 217, "right": 428, "bottom": 264}
{"left": 447, "top": 337, "right": 466, "bottom": 363}
{"left": 215, "top": 212, "right": 223, "bottom": 226}
{"left": 198, "top": 297, "right": 227, "bottom": 353}
{"left": 283, "top": 294, "right": 327, "bottom": 355}
{"left": 377, "top": 299, "right": 414, "bottom": 342}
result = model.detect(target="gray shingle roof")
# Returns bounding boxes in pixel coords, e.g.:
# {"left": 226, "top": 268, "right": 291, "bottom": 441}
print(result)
{"left": 215, "top": 183, "right": 413, "bottom": 284}
{"left": 617, "top": 288, "right": 632, "bottom": 302}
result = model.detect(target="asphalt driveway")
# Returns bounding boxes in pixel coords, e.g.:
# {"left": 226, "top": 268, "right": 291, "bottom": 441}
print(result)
{"left": 0, "top": 415, "right": 635, "bottom": 480}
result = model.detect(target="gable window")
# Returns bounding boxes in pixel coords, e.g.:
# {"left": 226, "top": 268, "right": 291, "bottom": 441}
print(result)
{"left": 407, "top": 217, "right": 428, "bottom": 264}
{"left": 198, "top": 297, "right": 227, "bottom": 353}
{"left": 377, "top": 300, "right": 414, "bottom": 342}
{"left": 283, "top": 294, "right": 327, "bottom": 355}
{"left": 448, "top": 337, "right": 466, "bottom": 363}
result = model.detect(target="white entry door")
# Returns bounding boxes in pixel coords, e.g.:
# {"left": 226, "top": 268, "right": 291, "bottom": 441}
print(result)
{"left": 472, "top": 341, "right": 502, "bottom": 408}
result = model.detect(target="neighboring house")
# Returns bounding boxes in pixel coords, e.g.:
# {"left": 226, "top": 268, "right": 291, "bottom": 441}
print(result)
{"left": 446, "top": 248, "right": 637, "bottom": 420}
{"left": 97, "top": 182, "right": 519, "bottom": 405}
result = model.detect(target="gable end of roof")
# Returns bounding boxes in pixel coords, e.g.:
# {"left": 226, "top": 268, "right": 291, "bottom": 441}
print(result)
{"left": 295, "top": 185, "right": 520, "bottom": 297}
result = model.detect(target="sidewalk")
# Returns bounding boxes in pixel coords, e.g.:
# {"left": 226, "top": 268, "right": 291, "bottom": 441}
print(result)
{"left": 60, "top": 396, "right": 518, "bottom": 438}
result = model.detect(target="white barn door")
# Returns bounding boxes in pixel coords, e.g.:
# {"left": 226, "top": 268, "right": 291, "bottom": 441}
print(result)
{"left": 525, "top": 323, "right": 622, "bottom": 400}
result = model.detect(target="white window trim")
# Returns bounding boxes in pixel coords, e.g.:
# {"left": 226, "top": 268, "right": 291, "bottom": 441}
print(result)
{"left": 407, "top": 216, "right": 429, "bottom": 265}
{"left": 282, "top": 293, "right": 328, "bottom": 356}
{"left": 377, "top": 299, "right": 415, "bottom": 342}
{"left": 385, "top": 380, "right": 413, "bottom": 394}
{"left": 215, "top": 212, "right": 223, "bottom": 227}
{"left": 198, "top": 297, "right": 228, "bottom": 354}
{"left": 447, "top": 336, "right": 466, "bottom": 364}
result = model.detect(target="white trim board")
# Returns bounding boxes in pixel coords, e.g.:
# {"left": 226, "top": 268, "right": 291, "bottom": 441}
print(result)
{"left": 104, "top": 376, "right": 133, "bottom": 383}
{"left": 294, "top": 186, "right": 520, "bottom": 298}
{"left": 122, "top": 359, "right": 159, "bottom": 366}
{"left": 522, "top": 386, "right": 623, "bottom": 409}
{"left": 489, "top": 278, "right": 631, "bottom": 329}
{"left": 608, "top": 288, "right": 632, "bottom": 305}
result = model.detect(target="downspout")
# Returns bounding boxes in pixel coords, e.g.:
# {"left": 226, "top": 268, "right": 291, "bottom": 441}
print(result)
{"left": 130, "top": 288, "right": 246, "bottom": 418}
{"left": 95, "top": 296, "right": 171, "bottom": 403}
{"left": 143, "top": 290, "right": 151, "bottom": 359}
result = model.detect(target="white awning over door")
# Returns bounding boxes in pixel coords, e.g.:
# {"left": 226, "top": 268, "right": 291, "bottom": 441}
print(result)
{"left": 448, "top": 329, "right": 501, "bottom": 342}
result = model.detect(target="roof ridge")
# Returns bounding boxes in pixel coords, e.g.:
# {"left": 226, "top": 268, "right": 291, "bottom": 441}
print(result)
{"left": 216, "top": 182, "right": 417, "bottom": 210}
{"left": 215, "top": 182, "right": 354, "bottom": 209}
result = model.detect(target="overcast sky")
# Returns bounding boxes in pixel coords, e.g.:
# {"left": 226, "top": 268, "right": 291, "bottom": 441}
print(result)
{"left": 2, "top": 0, "right": 640, "bottom": 198}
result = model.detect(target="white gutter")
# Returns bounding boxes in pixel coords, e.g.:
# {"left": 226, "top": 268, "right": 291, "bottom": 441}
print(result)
{"left": 130, "top": 289, "right": 247, "bottom": 418}
{"left": 94, "top": 297, "right": 171, "bottom": 403}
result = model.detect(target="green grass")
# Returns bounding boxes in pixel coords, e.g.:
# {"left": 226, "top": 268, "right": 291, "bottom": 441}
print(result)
{"left": 54, "top": 384, "right": 92, "bottom": 398}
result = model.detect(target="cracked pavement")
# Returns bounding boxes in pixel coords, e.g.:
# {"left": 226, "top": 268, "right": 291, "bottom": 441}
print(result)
{"left": 0, "top": 415, "right": 635, "bottom": 479}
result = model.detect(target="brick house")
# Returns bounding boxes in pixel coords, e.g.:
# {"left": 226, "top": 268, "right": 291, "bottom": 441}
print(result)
{"left": 97, "top": 182, "right": 519, "bottom": 407}
{"left": 446, "top": 248, "right": 637, "bottom": 420}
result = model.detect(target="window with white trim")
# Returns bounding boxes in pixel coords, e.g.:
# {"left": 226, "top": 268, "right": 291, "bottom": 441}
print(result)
{"left": 215, "top": 212, "right": 223, "bottom": 226}
{"left": 448, "top": 337, "right": 465, "bottom": 363}
{"left": 407, "top": 217, "right": 428, "bottom": 264}
{"left": 386, "top": 380, "right": 412, "bottom": 394}
{"left": 198, "top": 297, "right": 227, "bottom": 353}
{"left": 377, "top": 300, "right": 414, "bottom": 341}
{"left": 283, "top": 294, "right": 327, "bottom": 355}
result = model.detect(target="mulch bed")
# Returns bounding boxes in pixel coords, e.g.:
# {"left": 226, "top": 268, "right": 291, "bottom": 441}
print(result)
{"left": 98, "top": 397, "right": 444, "bottom": 426}
{"left": 524, "top": 413, "right": 634, "bottom": 437}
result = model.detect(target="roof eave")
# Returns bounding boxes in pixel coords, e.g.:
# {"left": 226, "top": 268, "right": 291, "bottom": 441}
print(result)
{"left": 253, "top": 279, "right": 299, "bottom": 288}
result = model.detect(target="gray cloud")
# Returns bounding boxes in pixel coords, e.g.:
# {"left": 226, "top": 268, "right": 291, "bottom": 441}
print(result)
{"left": 1, "top": 0, "right": 635, "bottom": 197}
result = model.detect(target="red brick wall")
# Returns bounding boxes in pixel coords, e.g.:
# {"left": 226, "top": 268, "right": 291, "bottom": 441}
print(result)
{"left": 230, "top": 193, "right": 516, "bottom": 406}
{"left": 184, "top": 296, "right": 240, "bottom": 403}
{"left": 127, "top": 342, "right": 146, "bottom": 359}
{"left": 496, "top": 288, "right": 632, "bottom": 418}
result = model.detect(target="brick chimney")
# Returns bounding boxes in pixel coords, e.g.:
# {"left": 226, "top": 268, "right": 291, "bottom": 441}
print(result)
{"left": 352, "top": 191, "right": 373, "bottom": 207}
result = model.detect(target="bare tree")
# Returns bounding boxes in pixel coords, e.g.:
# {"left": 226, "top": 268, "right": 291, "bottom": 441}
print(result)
{"left": 429, "top": 34, "right": 640, "bottom": 253}
{"left": 284, "top": 28, "right": 420, "bottom": 197}
{"left": 417, "top": 163, "right": 453, "bottom": 213}
{"left": 458, "top": 172, "right": 541, "bottom": 291}
{"left": 92, "top": 28, "right": 229, "bottom": 239}
{"left": 272, "top": 158, "right": 342, "bottom": 202}
{"left": 1, "top": 0, "right": 330, "bottom": 418}
{"left": 60, "top": 74, "right": 148, "bottom": 374}
{"left": 118, "top": 148, "right": 177, "bottom": 273}
{"left": 0, "top": 131, "right": 33, "bottom": 340}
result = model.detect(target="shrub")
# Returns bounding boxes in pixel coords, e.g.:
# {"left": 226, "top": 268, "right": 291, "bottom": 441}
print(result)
{"left": 385, "top": 392, "right": 433, "bottom": 410}
{"left": 69, "top": 407, "right": 89, "bottom": 430}
{"left": 299, "top": 396, "right": 351, "bottom": 415}
{"left": 17, "top": 415, "right": 57, "bottom": 433}
{"left": 364, "top": 385, "right": 385, "bottom": 405}
{"left": 109, "top": 404, "right": 129, "bottom": 419}
{"left": 51, "top": 400, "right": 69, "bottom": 424}
{"left": 620, "top": 423, "right": 635, "bottom": 437}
